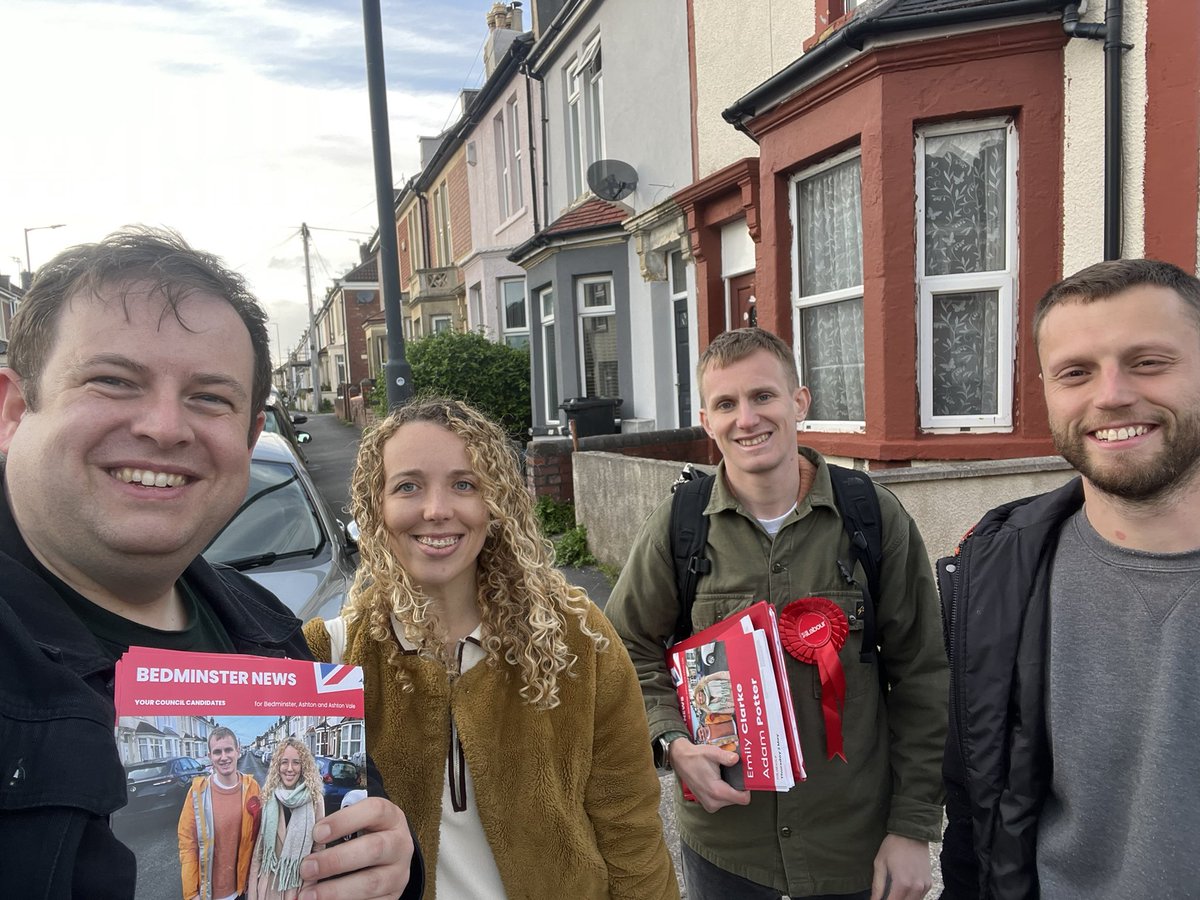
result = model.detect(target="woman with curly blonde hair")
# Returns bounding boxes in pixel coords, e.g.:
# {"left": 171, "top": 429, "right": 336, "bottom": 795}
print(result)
{"left": 247, "top": 737, "right": 324, "bottom": 900}
{"left": 303, "top": 397, "right": 677, "bottom": 900}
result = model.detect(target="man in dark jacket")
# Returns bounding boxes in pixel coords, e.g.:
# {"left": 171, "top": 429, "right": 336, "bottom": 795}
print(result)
{"left": 0, "top": 228, "right": 421, "bottom": 899}
{"left": 941, "top": 259, "right": 1200, "bottom": 899}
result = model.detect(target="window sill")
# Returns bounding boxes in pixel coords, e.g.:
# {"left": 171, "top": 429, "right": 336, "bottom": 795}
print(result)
{"left": 494, "top": 207, "right": 528, "bottom": 237}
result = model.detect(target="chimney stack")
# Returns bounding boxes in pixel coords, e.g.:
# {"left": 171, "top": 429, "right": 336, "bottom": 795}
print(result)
{"left": 483, "top": 3, "right": 524, "bottom": 78}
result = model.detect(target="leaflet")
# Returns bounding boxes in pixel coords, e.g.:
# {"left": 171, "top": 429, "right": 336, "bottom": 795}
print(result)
{"left": 668, "top": 601, "right": 804, "bottom": 793}
{"left": 111, "top": 647, "right": 366, "bottom": 900}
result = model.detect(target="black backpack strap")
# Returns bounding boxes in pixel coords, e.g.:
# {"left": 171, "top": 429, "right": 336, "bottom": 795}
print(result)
{"left": 668, "top": 467, "right": 714, "bottom": 643}
{"left": 827, "top": 465, "right": 884, "bottom": 672}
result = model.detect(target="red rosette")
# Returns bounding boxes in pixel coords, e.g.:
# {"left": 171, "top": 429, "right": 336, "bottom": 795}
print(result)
{"left": 780, "top": 597, "right": 849, "bottom": 762}
{"left": 246, "top": 793, "right": 263, "bottom": 843}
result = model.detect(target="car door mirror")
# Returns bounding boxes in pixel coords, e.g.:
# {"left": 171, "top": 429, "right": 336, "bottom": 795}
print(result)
{"left": 342, "top": 519, "right": 360, "bottom": 551}
{"left": 296, "top": 431, "right": 312, "bottom": 443}
{"left": 291, "top": 413, "right": 308, "bottom": 425}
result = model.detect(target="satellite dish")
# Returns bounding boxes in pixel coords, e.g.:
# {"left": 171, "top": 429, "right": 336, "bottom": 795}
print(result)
{"left": 586, "top": 159, "right": 638, "bottom": 202}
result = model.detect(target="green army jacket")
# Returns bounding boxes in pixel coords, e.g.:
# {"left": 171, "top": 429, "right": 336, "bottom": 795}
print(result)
{"left": 607, "top": 448, "right": 948, "bottom": 896}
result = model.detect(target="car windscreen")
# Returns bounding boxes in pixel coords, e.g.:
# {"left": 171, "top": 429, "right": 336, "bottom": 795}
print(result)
{"left": 127, "top": 763, "right": 170, "bottom": 780}
{"left": 203, "top": 459, "right": 325, "bottom": 564}
{"left": 263, "top": 408, "right": 284, "bottom": 436}
{"left": 330, "top": 762, "right": 357, "bottom": 781}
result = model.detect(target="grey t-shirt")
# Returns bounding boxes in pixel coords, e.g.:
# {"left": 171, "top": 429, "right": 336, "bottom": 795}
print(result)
{"left": 1038, "top": 508, "right": 1200, "bottom": 898}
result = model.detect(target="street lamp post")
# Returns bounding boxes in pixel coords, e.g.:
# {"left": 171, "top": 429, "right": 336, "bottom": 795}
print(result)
{"left": 23, "top": 224, "right": 66, "bottom": 275}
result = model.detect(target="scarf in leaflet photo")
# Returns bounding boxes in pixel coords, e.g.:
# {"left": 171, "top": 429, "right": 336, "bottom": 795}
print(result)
{"left": 258, "top": 785, "right": 317, "bottom": 891}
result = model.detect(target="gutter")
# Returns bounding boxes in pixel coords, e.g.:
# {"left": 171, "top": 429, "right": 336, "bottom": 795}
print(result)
{"left": 722, "top": 0, "right": 1071, "bottom": 135}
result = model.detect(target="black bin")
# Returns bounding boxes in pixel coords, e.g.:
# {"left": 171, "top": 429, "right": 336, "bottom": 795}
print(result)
{"left": 559, "top": 397, "right": 622, "bottom": 438}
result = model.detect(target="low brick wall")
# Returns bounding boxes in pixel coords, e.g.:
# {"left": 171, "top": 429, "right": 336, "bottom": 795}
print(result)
{"left": 525, "top": 426, "right": 719, "bottom": 502}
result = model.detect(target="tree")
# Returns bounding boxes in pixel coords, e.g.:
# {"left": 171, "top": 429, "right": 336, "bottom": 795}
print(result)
{"left": 373, "top": 330, "right": 532, "bottom": 439}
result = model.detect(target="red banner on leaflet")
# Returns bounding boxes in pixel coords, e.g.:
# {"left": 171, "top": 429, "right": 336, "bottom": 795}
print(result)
{"left": 115, "top": 646, "right": 365, "bottom": 716}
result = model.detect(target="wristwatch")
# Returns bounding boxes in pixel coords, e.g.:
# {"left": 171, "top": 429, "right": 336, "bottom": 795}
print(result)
{"left": 654, "top": 731, "right": 690, "bottom": 770}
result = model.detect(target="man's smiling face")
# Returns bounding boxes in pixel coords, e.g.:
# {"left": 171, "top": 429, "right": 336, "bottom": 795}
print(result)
{"left": 699, "top": 349, "right": 810, "bottom": 482}
{"left": 1039, "top": 284, "right": 1200, "bottom": 503}
{"left": 208, "top": 736, "right": 239, "bottom": 779}
{"left": 0, "top": 283, "right": 263, "bottom": 586}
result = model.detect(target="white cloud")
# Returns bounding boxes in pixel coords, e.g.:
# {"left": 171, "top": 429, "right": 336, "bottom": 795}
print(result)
{"left": 0, "top": 0, "right": 482, "bottom": 362}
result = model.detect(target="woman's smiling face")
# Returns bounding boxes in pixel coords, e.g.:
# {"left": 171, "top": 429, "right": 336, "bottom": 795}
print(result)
{"left": 277, "top": 745, "right": 302, "bottom": 790}
{"left": 379, "top": 421, "right": 489, "bottom": 606}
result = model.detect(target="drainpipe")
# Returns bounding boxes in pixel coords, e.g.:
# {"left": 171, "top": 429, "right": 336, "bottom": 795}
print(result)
{"left": 521, "top": 59, "right": 541, "bottom": 234}
{"left": 525, "top": 68, "right": 552, "bottom": 232}
{"left": 1063, "top": 0, "right": 1127, "bottom": 260}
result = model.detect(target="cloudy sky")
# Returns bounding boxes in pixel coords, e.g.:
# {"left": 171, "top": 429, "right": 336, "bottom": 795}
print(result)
{"left": 1, "top": 0, "right": 495, "bottom": 363}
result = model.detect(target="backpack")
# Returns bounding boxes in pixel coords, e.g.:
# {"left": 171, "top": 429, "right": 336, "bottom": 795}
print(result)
{"left": 668, "top": 463, "right": 885, "bottom": 676}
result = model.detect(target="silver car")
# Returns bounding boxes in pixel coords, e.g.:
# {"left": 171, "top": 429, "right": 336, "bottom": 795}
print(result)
{"left": 203, "top": 432, "right": 356, "bottom": 620}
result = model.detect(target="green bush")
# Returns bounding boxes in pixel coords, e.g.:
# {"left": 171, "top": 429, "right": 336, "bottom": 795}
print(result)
{"left": 534, "top": 496, "right": 576, "bottom": 536}
{"left": 554, "top": 525, "right": 596, "bottom": 567}
{"left": 319, "top": 398, "right": 334, "bottom": 413}
{"left": 372, "top": 331, "right": 532, "bottom": 439}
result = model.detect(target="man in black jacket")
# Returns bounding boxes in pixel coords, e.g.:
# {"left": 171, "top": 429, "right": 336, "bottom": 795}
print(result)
{"left": 940, "top": 259, "right": 1200, "bottom": 899}
{"left": 0, "top": 228, "right": 421, "bottom": 899}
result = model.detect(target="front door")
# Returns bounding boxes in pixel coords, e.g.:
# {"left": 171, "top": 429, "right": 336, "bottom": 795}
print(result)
{"left": 729, "top": 272, "right": 757, "bottom": 330}
{"left": 674, "top": 297, "right": 690, "bottom": 426}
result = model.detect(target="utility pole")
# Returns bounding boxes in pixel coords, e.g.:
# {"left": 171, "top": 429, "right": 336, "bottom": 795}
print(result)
{"left": 362, "top": 0, "right": 414, "bottom": 410}
{"left": 301, "top": 223, "right": 321, "bottom": 412}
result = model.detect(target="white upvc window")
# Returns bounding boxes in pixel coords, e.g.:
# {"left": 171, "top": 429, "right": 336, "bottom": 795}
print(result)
{"left": 566, "top": 62, "right": 584, "bottom": 199}
{"left": 916, "top": 118, "right": 1018, "bottom": 430}
{"left": 565, "top": 38, "right": 603, "bottom": 200}
{"left": 495, "top": 96, "right": 524, "bottom": 221}
{"left": 500, "top": 277, "right": 529, "bottom": 349}
{"left": 406, "top": 209, "right": 424, "bottom": 271}
{"left": 507, "top": 96, "right": 523, "bottom": 215}
{"left": 539, "top": 286, "right": 559, "bottom": 422}
{"left": 495, "top": 112, "right": 511, "bottom": 220}
{"left": 577, "top": 275, "right": 618, "bottom": 397}
{"left": 431, "top": 314, "right": 452, "bottom": 334}
{"left": 433, "top": 182, "right": 452, "bottom": 266}
{"left": 789, "top": 147, "right": 865, "bottom": 431}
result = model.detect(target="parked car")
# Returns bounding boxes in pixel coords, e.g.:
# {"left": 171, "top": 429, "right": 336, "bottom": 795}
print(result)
{"left": 122, "top": 756, "right": 206, "bottom": 816}
{"left": 203, "top": 432, "right": 357, "bottom": 621}
{"left": 315, "top": 756, "right": 363, "bottom": 815}
{"left": 264, "top": 388, "right": 311, "bottom": 462}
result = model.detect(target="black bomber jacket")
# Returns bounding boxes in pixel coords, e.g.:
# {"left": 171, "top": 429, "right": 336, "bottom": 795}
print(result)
{"left": 938, "top": 477, "right": 1084, "bottom": 900}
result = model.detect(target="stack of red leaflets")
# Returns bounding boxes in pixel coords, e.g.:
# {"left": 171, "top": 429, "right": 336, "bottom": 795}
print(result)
{"left": 667, "top": 601, "right": 805, "bottom": 793}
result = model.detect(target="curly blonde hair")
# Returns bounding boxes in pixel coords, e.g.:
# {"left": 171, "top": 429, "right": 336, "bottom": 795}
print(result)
{"left": 343, "top": 396, "right": 607, "bottom": 709}
{"left": 261, "top": 737, "right": 323, "bottom": 800}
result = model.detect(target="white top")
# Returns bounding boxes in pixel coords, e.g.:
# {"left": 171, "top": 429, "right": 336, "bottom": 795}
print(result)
{"left": 395, "top": 622, "right": 507, "bottom": 899}
{"left": 758, "top": 503, "right": 797, "bottom": 537}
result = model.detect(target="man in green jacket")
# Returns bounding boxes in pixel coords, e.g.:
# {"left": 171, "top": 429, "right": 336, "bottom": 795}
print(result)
{"left": 608, "top": 327, "right": 947, "bottom": 900}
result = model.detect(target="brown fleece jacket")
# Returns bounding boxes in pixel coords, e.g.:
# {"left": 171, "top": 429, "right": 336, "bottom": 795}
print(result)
{"left": 303, "top": 603, "right": 679, "bottom": 900}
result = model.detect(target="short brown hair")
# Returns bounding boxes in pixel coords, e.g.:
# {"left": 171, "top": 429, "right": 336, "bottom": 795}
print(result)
{"left": 1034, "top": 258, "right": 1200, "bottom": 345}
{"left": 208, "top": 726, "right": 238, "bottom": 750}
{"left": 697, "top": 327, "right": 798, "bottom": 404}
{"left": 9, "top": 226, "right": 272, "bottom": 418}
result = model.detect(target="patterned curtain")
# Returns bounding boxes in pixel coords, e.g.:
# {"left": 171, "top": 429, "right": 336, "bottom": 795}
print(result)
{"left": 932, "top": 290, "right": 999, "bottom": 416}
{"left": 924, "top": 128, "right": 1006, "bottom": 276}
{"left": 799, "top": 158, "right": 863, "bottom": 295}
{"left": 802, "top": 299, "right": 865, "bottom": 421}
{"left": 797, "top": 158, "right": 864, "bottom": 420}
{"left": 924, "top": 127, "right": 1005, "bottom": 417}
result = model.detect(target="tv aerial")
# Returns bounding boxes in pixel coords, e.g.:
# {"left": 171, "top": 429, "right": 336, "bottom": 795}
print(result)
{"left": 586, "top": 159, "right": 638, "bottom": 202}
